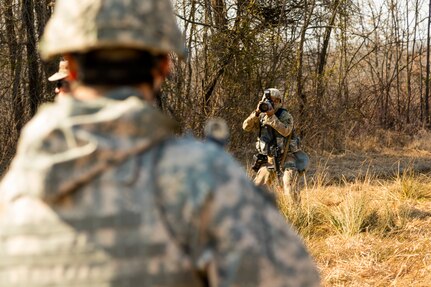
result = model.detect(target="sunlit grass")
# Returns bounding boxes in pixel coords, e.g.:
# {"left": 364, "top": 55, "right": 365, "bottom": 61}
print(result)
{"left": 270, "top": 165, "right": 431, "bottom": 286}
{"left": 391, "top": 167, "right": 431, "bottom": 200}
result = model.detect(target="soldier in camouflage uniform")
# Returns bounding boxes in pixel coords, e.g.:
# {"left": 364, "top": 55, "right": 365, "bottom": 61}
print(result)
{"left": 243, "top": 88, "right": 303, "bottom": 202}
{"left": 0, "top": 0, "right": 320, "bottom": 286}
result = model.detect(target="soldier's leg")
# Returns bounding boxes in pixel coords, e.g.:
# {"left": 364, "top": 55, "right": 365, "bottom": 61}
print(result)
{"left": 254, "top": 166, "right": 274, "bottom": 188}
{"left": 296, "top": 170, "right": 306, "bottom": 196}
{"left": 282, "top": 168, "right": 300, "bottom": 203}
{"left": 282, "top": 154, "right": 300, "bottom": 203}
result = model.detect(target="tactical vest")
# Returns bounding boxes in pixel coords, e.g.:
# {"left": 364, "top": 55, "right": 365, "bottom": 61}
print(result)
{"left": 257, "top": 108, "right": 288, "bottom": 156}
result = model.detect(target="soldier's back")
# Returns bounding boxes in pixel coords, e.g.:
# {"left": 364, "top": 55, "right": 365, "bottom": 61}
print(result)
{"left": 0, "top": 92, "right": 319, "bottom": 286}
{"left": 0, "top": 94, "right": 205, "bottom": 286}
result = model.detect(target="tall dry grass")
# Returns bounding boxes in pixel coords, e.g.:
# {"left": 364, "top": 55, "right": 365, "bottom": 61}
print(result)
{"left": 245, "top": 129, "right": 431, "bottom": 285}
{"left": 272, "top": 166, "right": 431, "bottom": 286}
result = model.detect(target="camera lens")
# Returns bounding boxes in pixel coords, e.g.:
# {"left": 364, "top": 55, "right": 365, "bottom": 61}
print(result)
{"left": 259, "top": 102, "right": 269, "bottom": 112}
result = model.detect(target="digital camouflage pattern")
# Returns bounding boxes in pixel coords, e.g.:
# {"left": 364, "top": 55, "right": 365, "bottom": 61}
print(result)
{"left": 0, "top": 89, "right": 320, "bottom": 286}
{"left": 39, "top": 0, "right": 186, "bottom": 60}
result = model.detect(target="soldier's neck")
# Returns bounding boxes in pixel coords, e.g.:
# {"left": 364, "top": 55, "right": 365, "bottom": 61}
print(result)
{"left": 71, "top": 83, "right": 155, "bottom": 102}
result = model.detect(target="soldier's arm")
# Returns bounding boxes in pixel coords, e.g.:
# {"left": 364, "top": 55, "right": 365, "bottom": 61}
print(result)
{"left": 203, "top": 174, "right": 320, "bottom": 286}
{"left": 157, "top": 143, "right": 320, "bottom": 287}
{"left": 242, "top": 111, "right": 260, "bottom": 132}
{"left": 262, "top": 110, "right": 293, "bottom": 137}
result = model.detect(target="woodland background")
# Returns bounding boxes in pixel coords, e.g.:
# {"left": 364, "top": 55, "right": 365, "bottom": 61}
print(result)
{"left": 3, "top": 1, "right": 431, "bottom": 285}
{"left": 1, "top": 0, "right": 431, "bottom": 173}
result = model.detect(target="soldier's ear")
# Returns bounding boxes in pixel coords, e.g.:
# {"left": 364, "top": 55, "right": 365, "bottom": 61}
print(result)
{"left": 158, "top": 55, "right": 171, "bottom": 78}
{"left": 64, "top": 54, "right": 78, "bottom": 81}
{"left": 150, "top": 54, "right": 171, "bottom": 94}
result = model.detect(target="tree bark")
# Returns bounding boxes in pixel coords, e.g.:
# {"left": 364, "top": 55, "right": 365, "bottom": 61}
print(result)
{"left": 22, "top": 0, "right": 43, "bottom": 117}
{"left": 316, "top": 0, "right": 341, "bottom": 102}
{"left": 425, "top": 0, "right": 431, "bottom": 125}
{"left": 296, "top": 0, "right": 315, "bottom": 127}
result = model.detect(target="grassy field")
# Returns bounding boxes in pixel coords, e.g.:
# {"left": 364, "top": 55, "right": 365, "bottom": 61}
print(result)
{"left": 273, "top": 133, "right": 431, "bottom": 286}
{"left": 279, "top": 174, "right": 431, "bottom": 286}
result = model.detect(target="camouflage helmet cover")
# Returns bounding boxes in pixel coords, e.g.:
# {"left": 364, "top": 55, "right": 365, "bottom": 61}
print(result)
{"left": 265, "top": 88, "right": 282, "bottom": 100}
{"left": 40, "top": 0, "right": 186, "bottom": 60}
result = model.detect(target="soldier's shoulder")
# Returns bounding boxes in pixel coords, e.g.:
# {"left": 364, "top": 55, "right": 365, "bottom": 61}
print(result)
{"left": 160, "top": 136, "right": 242, "bottom": 172}
{"left": 152, "top": 136, "right": 256, "bottom": 218}
{"left": 17, "top": 101, "right": 66, "bottom": 148}
{"left": 278, "top": 108, "right": 293, "bottom": 120}
{"left": 154, "top": 136, "right": 253, "bottom": 195}
{"left": 278, "top": 107, "right": 292, "bottom": 115}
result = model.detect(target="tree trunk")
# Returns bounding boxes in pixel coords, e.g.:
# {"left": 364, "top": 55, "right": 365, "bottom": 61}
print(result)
{"left": 5, "top": 0, "right": 26, "bottom": 134}
{"left": 296, "top": 0, "right": 315, "bottom": 128}
{"left": 425, "top": 0, "right": 431, "bottom": 126}
{"left": 22, "top": 0, "right": 43, "bottom": 117}
{"left": 316, "top": 0, "right": 341, "bottom": 102}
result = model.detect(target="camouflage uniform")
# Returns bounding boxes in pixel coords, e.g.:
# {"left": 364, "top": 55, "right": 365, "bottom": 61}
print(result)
{"left": 243, "top": 94, "right": 302, "bottom": 202}
{"left": 0, "top": 0, "right": 320, "bottom": 286}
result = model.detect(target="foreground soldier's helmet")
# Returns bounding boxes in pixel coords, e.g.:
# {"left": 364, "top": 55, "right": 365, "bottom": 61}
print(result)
{"left": 39, "top": 0, "right": 186, "bottom": 60}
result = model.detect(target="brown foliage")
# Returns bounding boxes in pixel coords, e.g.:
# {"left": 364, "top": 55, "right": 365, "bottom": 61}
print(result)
{"left": 1, "top": 0, "right": 431, "bottom": 174}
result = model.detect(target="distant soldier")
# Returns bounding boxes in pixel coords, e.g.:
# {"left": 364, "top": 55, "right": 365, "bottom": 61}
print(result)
{"left": 243, "top": 88, "right": 308, "bottom": 202}
{"left": 48, "top": 60, "right": 70, "bottom": 97}
{"left": 0, "top": 0, "right": 319, "bottom": 286}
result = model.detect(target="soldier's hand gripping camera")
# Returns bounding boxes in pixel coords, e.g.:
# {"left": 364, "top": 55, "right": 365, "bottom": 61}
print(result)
{"left": 258, "top": 90, "right": 274, "bottom": 112}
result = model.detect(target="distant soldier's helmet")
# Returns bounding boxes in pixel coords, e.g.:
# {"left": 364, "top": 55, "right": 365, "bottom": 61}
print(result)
{"left": 204, "top": 118, "right": 230, "bottom": 146}
{"left": 48, "top": 60, "right": 68, "bottom": 81}
{"left": 265, "top": 88, "right": 282, "bottom": 100}
{"left": 39, "top": 0, "right": 186, "bottom": 60}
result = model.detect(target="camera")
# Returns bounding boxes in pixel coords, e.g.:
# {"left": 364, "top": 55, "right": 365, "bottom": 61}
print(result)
{"left": 258, "top": 100, "right": 273, "bottom": 112}
{"left": 258, "top": 90, "right": 273, "bottom": 112}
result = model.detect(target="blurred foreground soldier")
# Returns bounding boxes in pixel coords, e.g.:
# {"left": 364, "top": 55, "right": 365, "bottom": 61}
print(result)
{"left": 0, "top": 0, "right": 319, "bottom": 286}
{"left": 48, "top": 60, "right": 70, "bottom": 97}
{"left": 243, "top": 89, "right": 309, "bottom": 202}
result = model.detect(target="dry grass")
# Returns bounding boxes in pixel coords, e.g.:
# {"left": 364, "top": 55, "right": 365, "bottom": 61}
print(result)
{"left": 274, "top": 165, "right": 431, "bottom": 287}
{"left": 244, "top": 129, "right": 431, "bottom": 286}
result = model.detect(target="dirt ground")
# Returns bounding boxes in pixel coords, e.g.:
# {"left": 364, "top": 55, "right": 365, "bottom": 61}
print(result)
{"left": 308, "top": 148, "right": 431, "bottom": 183}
